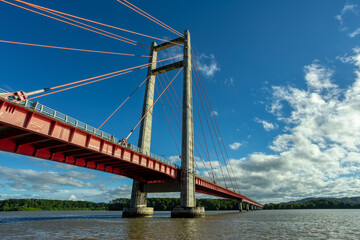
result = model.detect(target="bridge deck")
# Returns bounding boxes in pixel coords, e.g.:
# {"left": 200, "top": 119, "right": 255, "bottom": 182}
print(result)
{"left": 0, "top": 93, "right": 262, "bottom": 207}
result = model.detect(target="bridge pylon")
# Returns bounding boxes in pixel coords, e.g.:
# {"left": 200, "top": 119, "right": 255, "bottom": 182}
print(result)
{"left": 122, "top": 41, "right": 158, "bottom": 218}
{"left": 171, "top": 30, "right": 204, "bottom": 218}
{"left": 123, "top": 30, "right": 204, "bottom": 218}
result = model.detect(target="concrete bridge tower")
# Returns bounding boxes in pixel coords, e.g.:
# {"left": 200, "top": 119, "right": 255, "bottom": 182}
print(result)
{"left": 123, "top": 30, "right": 204, "bottom": 218}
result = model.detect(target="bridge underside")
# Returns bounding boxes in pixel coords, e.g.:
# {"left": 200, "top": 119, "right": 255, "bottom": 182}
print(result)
{"left": 0, "top": 98, "right": 263, "bottom": 208}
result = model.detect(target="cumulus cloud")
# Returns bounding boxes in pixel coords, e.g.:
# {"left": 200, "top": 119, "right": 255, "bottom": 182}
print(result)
{"left": 229, "top": 142, "right": 242, "bottom": 150}
{"left": 0, "top": 166, "right": 96, "bottom": 191}
{"left": 196, "top": 54, "right": 220, "bottom": 77}
{"left": 209, "top": 54, "right": 360, "bottom": 203}
{"left": 255, "top": 118, "right": 277, "bottom": 131}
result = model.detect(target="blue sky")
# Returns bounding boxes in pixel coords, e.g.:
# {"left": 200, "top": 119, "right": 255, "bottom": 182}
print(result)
{"left": 1, "top": 0, "right": 360, "bottom": 204}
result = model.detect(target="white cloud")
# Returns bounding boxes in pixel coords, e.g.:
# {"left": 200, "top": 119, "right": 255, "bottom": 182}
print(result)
{"left": 196, "top": 54, "right": 220, "bottom": 77}
{"left": 246, "top": 57, "right": 360, "bottom": 203}
{"left": 224, "top": 77, "right": 234, "bottom": 86}
{"left": 336, "top": 4, "right": 359, "bottom": 33}
{"left": 204, "top": 54, "right": 360, "bottom": 203}
{"left": 211, "top": 110, "right": 219, "bottom": 116}
{"left": 336, "top": 4, "right": 358, "bottom": 25}
{"left": 69, "top": 194, "right": 77, "bottom": 201}
{"left": 168, "top": 155, "right": 181, "bottom": 164}
{"left": 229, "top": 142, "right": 242, "bottom": 150}
{"left": 349, "top": 28, "right": 360, "bottom": 38}
{"left": 158, "top": 43, "right": 182, "bottom": 63}
{"left": 255, "top": 118, "right": 277, "bottom": 131}
{"left": 304, "top": 63, "right": 336, "bottom": 91}
{"left": 0, "top": 166, "right": 96, "bottom": 191}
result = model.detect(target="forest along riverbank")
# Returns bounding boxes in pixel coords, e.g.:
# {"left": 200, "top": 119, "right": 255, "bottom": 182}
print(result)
{"left": 0, "top": 198, "right": 243, "bottom": 211}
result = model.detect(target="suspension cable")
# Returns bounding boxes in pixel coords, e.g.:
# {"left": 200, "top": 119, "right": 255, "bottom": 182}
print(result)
{"left": 28, "top": 2, "right": 148, "bottom": 48}
{"left": 191, "top": 54, "right": 239, "bottom": 191}
{"left": 192, "top": 50, "right": 239, "bottom": 191}
{"left": 124, "top": 68, "right": 183, "bottom": 141}
{"left": 28, "top": 68, "right": 144, "bottom": 100}
{"left": 51, "top": 55, "right": 181, "bottom": 91}
{"left": 28, "top": 55, "right": 181, "bottom": 100}
{"left": 13, "top": 0, "right": 180, "bottom": 45}
{"left": 0, "top": 0, "right": 148, "bottom": 48}
{"left": 0, "top": 39, "right": 150, "bottom": 57}
{"left": 117, "top": 0, "right": 183, "bottom": 37}
{"left": 192, "top": 73, "right": 218, "bottom": 182}
{"left": 155, "top": 83, "right": 180, "bottom": 155}
{"left": 96, "top": 76, "right": 150, "bottom": 132}
{"left": 192, "top": 66, "right": 227, "bottom": 187}
{"left": 157, "top": 71, "right": 215, "bottom": 181}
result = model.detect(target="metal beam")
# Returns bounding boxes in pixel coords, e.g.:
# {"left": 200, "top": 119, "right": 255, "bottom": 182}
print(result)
{"left": 143, "top": 182, "right": 180, "bottom": 193}
{"left": 154, "top": 37, "right": 184, "bottom": 51}
{"left": 151, "top": 61, "right": 183, "bottom": 76}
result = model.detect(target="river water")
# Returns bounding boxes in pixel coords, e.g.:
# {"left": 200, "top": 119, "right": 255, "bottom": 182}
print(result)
{"left": 0, "top": 209, "right": 359, "bottom": 239}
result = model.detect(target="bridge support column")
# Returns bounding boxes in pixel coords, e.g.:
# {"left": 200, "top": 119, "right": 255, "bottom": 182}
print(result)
{"left": 171, "top": 30, "right": 204, "bottom": 218}
{"left": 251, "top": 204, "right": 254, "bottom": 211}
{"left": 245, "top": 203, "right": 249, "bottom": 211}
{"left": 238, "top": 199, "right": 243, "bottom": 212}
{"left": 123, "top": 42, "right": 158, "bottom": 218}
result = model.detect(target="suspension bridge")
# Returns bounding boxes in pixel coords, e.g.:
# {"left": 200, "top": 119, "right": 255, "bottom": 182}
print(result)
{"left": 0, "top": 0, "right": 263, "bottom": 217}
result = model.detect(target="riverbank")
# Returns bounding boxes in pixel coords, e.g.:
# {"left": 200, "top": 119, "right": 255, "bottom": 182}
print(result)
{"left": 0, "top": 198, "right": 241, "bottom": 211}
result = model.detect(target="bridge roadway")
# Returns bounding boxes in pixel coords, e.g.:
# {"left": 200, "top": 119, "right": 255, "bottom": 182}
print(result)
{"left": 0, "top": 93, "right": 263, "bottom": 208}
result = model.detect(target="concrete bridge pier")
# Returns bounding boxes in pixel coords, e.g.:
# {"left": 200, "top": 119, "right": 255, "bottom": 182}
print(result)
{"left": 123, "top": 42, "right": 158, "bottom": 218}
{"left": 238, "top": 199, "right": 243, "bottom": 212}
{"left": 171, "top": 30, "right": 204, "bottom": 218}
{"left": 245, "top": 203, "right": 249, "bottom": 211}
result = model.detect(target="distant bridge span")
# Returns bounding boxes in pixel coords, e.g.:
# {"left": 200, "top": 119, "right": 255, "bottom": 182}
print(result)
{"left": 0, "top": 96, "right": 263, "bottom": 208}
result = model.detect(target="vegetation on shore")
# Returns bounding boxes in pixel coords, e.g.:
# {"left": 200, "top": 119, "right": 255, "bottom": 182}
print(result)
{"left": 264, "top": 199, "right": 360, "bottom": 209}
{"left": 3, "top": 197, "right": 360, "bottom": 211}
{"left": 0, "top": 198, "right": 240, "bottom": 211}
{"left": 108, "top": 198, "right": 240, "bottom": 211}
{"left": 0, "top": 199, "right": 108, "bottom": 211}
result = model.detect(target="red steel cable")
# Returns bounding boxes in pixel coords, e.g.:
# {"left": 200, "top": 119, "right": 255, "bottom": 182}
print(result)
{"left": 192, "top": 73, "right": 218, "bottom": 182}
{"left": 191, "top": 53, "right": 239, "bottom": 191}
{"left": 50, "top": 55, "right": 182, "bottom": 90}
{"left": 192, "top": 51, "right": 239, "bottom": 191}
{"left": 157, "top": 76, "right": 210, "bottom": 179}
{"left": 0, "top": 39, "right": 150, "bottom": 57}
{"left": 121, "top": 0, "right": 183, "bottom": 37}
{"left": 120, "top": 0, "right": 183, "bottom": 36}
{"left": 14, "top": 0, "right": 180, "bottom": 45}
{"left": 0, "top": 0, "right": 147, "bottom": 48}
{"left": 19, "top": 1, "right": 149, "bottom": 49}
{"left": 28, "top": 68, "right": 145, "bottom": 100}
{"left": 28, "top": 55, "right": 181, "bottom": 100}
{"left": 117, "top": 0, "right": 183, "bottom": 37}
{"left": 157, "top": 72, "right": 214, "bottom": 181}
{"left": 192, "top": 66, "right": 227, "bottom": 187}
